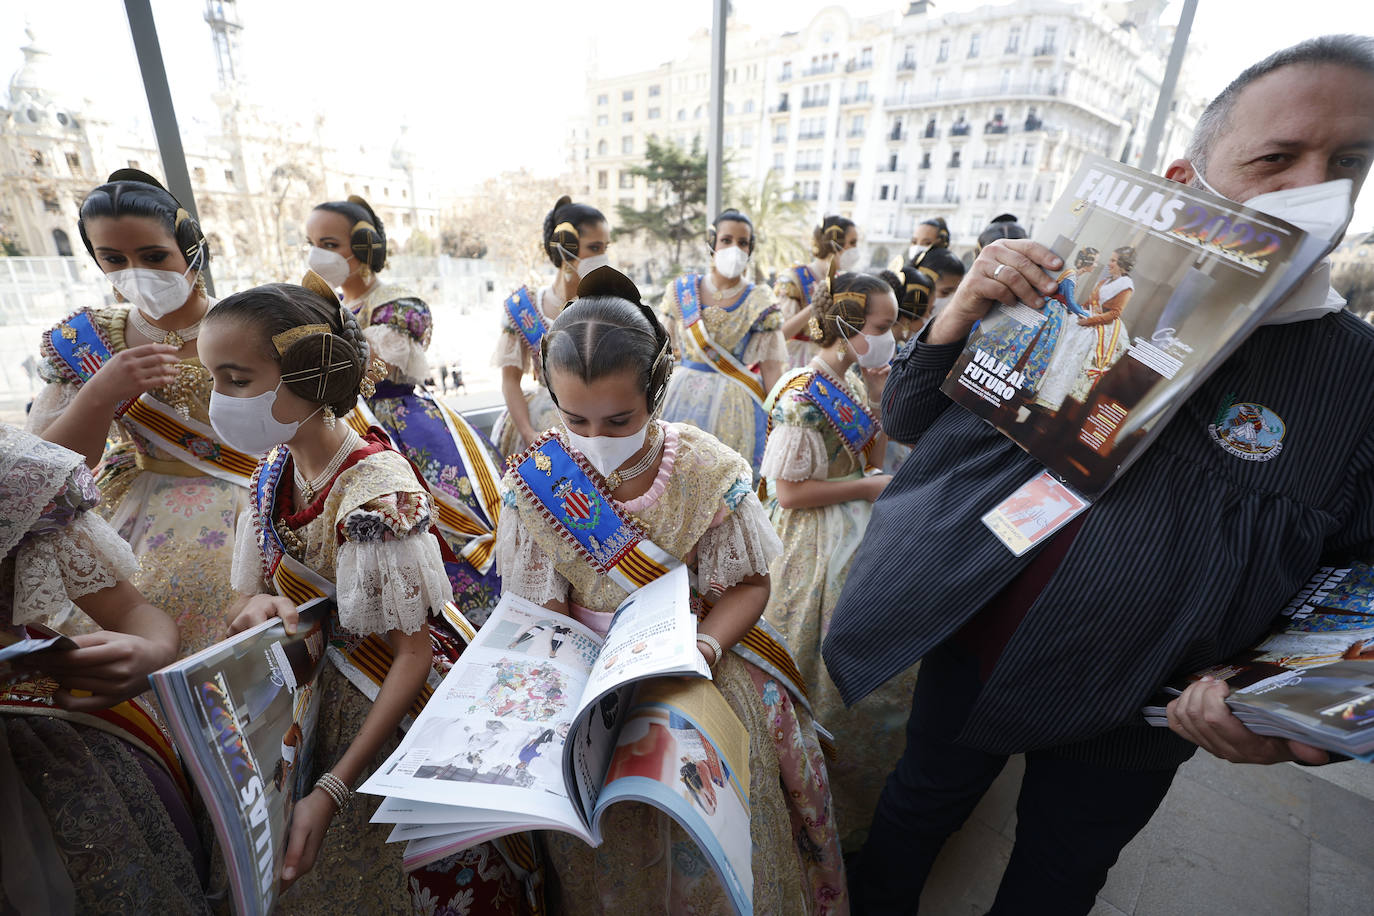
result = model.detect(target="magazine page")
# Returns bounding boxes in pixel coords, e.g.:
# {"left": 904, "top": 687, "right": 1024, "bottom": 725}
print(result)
{"left": 359, "top": 591, "right": 603, "bottom": 844}
{"left": 148, "top": 598, "right": 332, "bottom": 916}
{"left": 1228, "top": 660, "right": 1374, "bottom": 757}
{"left": 941, "top": 154, "right": 1326, "bottom": 496}
{"left": 589, "top": 677, "right": 754, "bottom": 916}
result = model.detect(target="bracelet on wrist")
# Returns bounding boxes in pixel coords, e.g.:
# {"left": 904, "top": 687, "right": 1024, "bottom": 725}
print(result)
{"left": 695, "top": 633, "right": 723, "bottom": 669}
{"left": 315, "top": 771, "right": 353, "bottom": 812}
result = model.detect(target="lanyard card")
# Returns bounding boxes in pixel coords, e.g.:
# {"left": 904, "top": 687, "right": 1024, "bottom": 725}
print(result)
{"left": 982, "top": 470, "right": 1090, "bottom": 557}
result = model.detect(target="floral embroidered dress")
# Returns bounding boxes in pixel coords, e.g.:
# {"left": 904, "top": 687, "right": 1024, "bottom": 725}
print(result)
{"left": 28, "top": 305, "right": 249, "bottom": 657}
{"left": 496, "top": 421, "right": 848, "bottom": 915}
{"left": 0, "top": 424, "right": 210, "bottom": 915}
{"left": 231, "top": 432, "right": 525, "bottom": 916}
{"left": 775, "top": 264, "right": 822, "bottom": 369}
{"left": 972, "top": 266, "right": 1092, "bottom": 397}
{"left": 659, "top": 278, "right": 786, "bottom": 476}
{"left": 358, "top": 292, "right": 504, "bottom": 624}
{"left": 491, "top": 284, "right": 564, "bottom": 460}
{"left": 759, "top": 363, "right": 917, "bottom": 852}
{"left": 1034, "top": 274, "right": 1134, "bottom": 411}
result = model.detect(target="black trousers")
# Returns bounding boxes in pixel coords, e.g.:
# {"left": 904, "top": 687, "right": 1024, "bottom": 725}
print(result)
{"left": 854, "top": 644, "right": 1180, "bottom": 916}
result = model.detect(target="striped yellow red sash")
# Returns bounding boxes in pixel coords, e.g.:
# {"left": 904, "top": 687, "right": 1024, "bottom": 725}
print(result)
{"left": 121, "top": 394, "right": 257, "bottom": 484}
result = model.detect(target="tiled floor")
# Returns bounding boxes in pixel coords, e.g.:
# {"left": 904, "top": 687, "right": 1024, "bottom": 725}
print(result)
{"left": 916, "top": 753, "right": 1374, "bottom": 915}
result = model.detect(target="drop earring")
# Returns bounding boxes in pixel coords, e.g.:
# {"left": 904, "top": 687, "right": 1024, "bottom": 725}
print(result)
{"left": 322, "top": 406, "right": 337, "bottom": 430}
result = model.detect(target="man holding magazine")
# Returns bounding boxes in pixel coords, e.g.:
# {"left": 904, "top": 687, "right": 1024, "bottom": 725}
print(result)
{"left": 822, "top": 35, "right": 1374, "bottom": 915}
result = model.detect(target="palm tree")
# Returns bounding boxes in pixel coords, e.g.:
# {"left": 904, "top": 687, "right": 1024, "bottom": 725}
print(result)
{"left": 734, "top": 169, "right": 812, "bottom": 284}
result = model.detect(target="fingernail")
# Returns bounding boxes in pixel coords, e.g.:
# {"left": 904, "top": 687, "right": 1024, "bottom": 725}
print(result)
{"left": 1200, "top": 675, "right": 1215, "bottom": 682}
{"left": 283, "top": 867, "right": 295, "bottom": 880}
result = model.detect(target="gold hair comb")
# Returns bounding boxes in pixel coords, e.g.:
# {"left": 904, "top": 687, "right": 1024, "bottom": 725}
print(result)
{"left": 273, "top": 324, "right": 329, "bottom": 355}
{"left": 834, "top": 291, "right": 867, "bottom": 311}
{"left": 300, "top": 270, "right": 338, "bottom": 303}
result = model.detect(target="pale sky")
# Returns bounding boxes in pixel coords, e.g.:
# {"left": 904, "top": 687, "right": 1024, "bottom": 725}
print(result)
{"left": 2, "top": 0, "right": 1371, "bottom": 231}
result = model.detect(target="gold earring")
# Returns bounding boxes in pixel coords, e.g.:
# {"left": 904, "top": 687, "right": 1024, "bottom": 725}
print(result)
{"left": 358, "top": 264, "right": 372, "bottom": 284}
{"left": 807, "top": 315, "right": 824, "bottom": 342}
{"left": 322, "top": 406, "right": 337, "bottom": 430}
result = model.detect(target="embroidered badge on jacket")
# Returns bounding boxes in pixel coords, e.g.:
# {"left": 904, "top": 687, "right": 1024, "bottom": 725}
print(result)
{"left": 1208, "top": 396, "right": 1286, "bottom": 462}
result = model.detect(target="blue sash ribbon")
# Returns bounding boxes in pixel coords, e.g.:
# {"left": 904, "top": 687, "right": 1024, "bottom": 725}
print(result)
{"left": 799, "top": 371, "right": 878, "bottom": 462}
{"left": 504, "top": 286, "right": 546, "bottom": 355}
{"left": 42, "top": 309, "right": 136, "bottom": 416}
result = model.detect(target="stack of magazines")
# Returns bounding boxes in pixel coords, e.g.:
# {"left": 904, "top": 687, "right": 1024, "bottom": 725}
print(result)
{"left": 1143, "top": 563, "right": 1374, "bottom": 759}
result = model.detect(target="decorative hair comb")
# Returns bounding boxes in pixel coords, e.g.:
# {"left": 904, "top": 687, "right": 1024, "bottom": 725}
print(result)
{"left": 273, "top": 324, "right": 329, "bottom": 356}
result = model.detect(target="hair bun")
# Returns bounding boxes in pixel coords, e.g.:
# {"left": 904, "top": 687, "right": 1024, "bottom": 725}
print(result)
{"left": 553, "top": 195, "right": 572, "bottom": 212}
{"left": 576, "top": 265, "right": 642, "bottom": 305}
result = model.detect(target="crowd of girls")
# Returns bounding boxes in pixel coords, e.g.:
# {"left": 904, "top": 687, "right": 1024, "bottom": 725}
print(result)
{"left": 7, "top": 166, "right": 991, "bottom": 914}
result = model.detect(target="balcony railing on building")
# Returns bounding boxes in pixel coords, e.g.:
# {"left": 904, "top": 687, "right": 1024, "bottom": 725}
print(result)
{"left": 801, "top": 63, "right": 835, "bottom": 77}
{"left": 797, "top": 130, "right": 826, "bottom": 140}
{"left": 883, "top": 80, "right": 1062, "bottom": 109}
{"left": 800, "top": 97, "right": 830, "bottom": 108}
{"left": 897, "top": 59, "right": 917, "bottom": 72}
{"left": 903, "top": 193, "right": 960, "bottom": 206}
{"left": 841, "top": 94, "right": 872, "bottom": 106}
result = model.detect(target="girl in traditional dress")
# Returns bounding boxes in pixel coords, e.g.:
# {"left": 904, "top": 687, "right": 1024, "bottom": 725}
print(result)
{"left": 776, "top": 215, "right": 861, "bottom": 369}
{"left": 659, "top": 209, "right": 786, "bottom": 476}
{"left": 492, "top": 196, "right": 610, "bottom": 459}
{"left": 761, "top": 272, "right": 912, "bottom": 852}
{"left": 28, "top": 169, "right": 249, "bottom": 657}
{"left": 200, "top": 276, "right": 526, "bottom": 915}
{"left": 0, "top": 424, "right": 208, "bottom": 914}
{"left": 1035, "top": 246, "right": 1136, "bottom": 411}
{"left": 496, "top": 265, "right": 847, "bottom": 914}
{"left": 307, "top": 196, "right": 504, "bottom": 623}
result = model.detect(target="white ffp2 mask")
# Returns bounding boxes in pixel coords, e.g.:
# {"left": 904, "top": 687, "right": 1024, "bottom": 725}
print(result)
{"left": 209, "top": 383, "right": 320, "bottom": 456}
{"left": 563, "top": 420, "right": 648, "bottom": 481}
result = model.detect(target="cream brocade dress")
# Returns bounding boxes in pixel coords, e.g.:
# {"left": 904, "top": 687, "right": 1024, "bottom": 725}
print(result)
{"left": 760, "top": 364, "right": 919, "bottom": 851}
{"left": 775, "top": 264, "right": 822, "bottom": 370}
{"left": 28, "top": 305, "right": 249, "bottom": 658}
{"left": 659, "top": 280, "right": 787, "bottom": 475}
{"left": 491, "top": 284, "right": 563, "bottom": 460}
{"left": 495, "top": 422, "right": 849, "bottom": 915}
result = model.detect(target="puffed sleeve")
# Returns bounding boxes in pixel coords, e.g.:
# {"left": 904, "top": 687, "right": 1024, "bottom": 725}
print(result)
{"left": 334, "top": 491, "right": 452, "bottom": 636}
{"left": 11, "top": 466, "right": 140, "bottom": 625}
{"left": 694, "top": 476, "right": 783, "bottom": 596}
{"left": 759, "top": 387, "right": 829, "bottom": 481}
{"left": 230, "top": 509, "right": 269, "bottom": 596}
{"left": 491, "top": 317, "right": 528, "bottom": 372}
{"left": 742, "top": 308, "right": 787, "bottom": 366}
{"left": 493, "top": 487, "right": 570, "bottom": 607}
{"left": 24, "top": 375, "right": 78, "bottom": 437}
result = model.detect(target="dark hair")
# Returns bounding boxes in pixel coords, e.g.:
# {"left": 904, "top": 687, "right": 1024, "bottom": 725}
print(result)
{"left": 542, "top": 267, "right": 672, "bottom": 412}
{"left": 812, "top": 215, "right": 856, "bottom": 258}
{"left": 78, "top": 168, "right": 210, "bottom": 270}
{"left": 313, "top": 197, "right": 386, "bottom": 273}
{"left": 1074, "top": 247, "right": 1100, "bottom": 269}
{"left": 919, "top": 217, "right": 951, "bottom": 248}
{"left": 206, "top": 282, "right": 367, "bottom": 416}
{"left": 883, "top": 265, "right": 936, "bottom": 321}
{"left": 709, "top": 208, "right": 755, "bottom": 253}
{"left": 542, "top": 195, "right": 608, "bottom": 268}
{"left": 922, "top": 246, "right": 966, "bottom": 279}
{"left": 977, "top": 214, "right": 1028, "bottom": 250}
{"left": 1112, "top": 245, "right": 1137, "bottom": 274}
{"left": 809, "top": 272, "right": 892, "bottom": 347}
{"left": 1188, "top": 35, "right": 1374, "bottom": 177}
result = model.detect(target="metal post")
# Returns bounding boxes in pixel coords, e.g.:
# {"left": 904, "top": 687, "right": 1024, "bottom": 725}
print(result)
{"left": 122, "top": 0, "right": 215, "bottom": 296}
{"left": 1138, "top": 0, "right": 1197, "bottom": 175}
{"left": 706, "top": 0, "right": 728, "bottom": 222}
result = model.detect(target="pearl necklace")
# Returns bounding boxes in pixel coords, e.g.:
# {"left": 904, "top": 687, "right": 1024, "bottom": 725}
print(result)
{"left": 604, "top": 422, "right": 665, "bottom": 491}
{"left": 128, "top": 307, "right": 202, "bottom": 348}
{"left": 292, "top": 429, "right": 361, "bottom": 502}
{"left": 702, "top": 274, "right": 746, "bottom": 303}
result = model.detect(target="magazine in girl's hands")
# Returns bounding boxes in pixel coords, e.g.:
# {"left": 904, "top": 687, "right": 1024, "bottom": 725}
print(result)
{"left": 361, "top": 565, "right": 754, "bottom": 915}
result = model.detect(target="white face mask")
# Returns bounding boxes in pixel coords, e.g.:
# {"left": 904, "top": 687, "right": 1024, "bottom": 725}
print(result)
{"left": 1192, "top": 165, "right": 1354, "bottom": 325}
{"left": 839, "top": 318, "right": 896, "bottom": 368}
{"left": 714, "top": 245, "right": 749, "bottom": 280}
{"left": 838, "top": 247, "right": 862, "bottom": 271}
{"left": 908, "top": 243, "right": 929, "bottom": 262}
{"left": 308, "top": 246, "right": 352, "bottom": 288}
{"left": 108, "top": 263, "right": 195, "bottom": 320}
{"left": 209, "top": 383, "right": 320, "bottom": 456}
{"left": 563, "top": 419, "right": 648, "bottom": 480}
{"left": 576, "top": 253, "right": 610, "bottom": 278}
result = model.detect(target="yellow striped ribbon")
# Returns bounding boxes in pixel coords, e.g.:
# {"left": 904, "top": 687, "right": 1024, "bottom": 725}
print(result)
{"left": 123, "top": 396, "right": 258, "bottom": 478}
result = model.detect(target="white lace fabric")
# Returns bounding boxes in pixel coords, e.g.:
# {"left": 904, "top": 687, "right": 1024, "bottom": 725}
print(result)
{"left": 335, "top": 532, "right": 452, "bottom": 636}
{"left": 758, "top": 424, "right": 829, "bottom": 482}
{"left": 742, "top": 325, "right": 788, "bottom": 367}
{"left": 695, "top": 490, "right": 783, "bottom": 596}
{"left": 493, "top": 508, "right": 570, "bottom": 606}
{"left": 8, "top": 511, "right": 139, "bottom": 625}
{"left": 230, "top": 508, "right": 268, "bottom": 595}
{"left": 491, "top": 325, "right": 529, "bottom": 371}
{"left": 362, "top": 325, "right": 430, "bottom": 385}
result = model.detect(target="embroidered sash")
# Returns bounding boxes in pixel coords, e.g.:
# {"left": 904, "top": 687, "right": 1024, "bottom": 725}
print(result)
{"left": 512, "top": 432, "right": 812, "bottom": 710}
{"left": 120, "top": 393, "right": 257, "bottom": 485}
{"left": 787, "top": 265, "right": 818, "bottom": 341}
{"left": 1088, "top": 320, "right": 1126, "bottom": 382}
{"left": 350, "top": 396, "right": 502, "bottom": 575}
{"left": 251, "top": 446, "right": 477, "bottom": 724}
{"left": 40, "top": 308, "right": 136, "bottom": 417}
{"left": 779, "top": 369, "right": 880, "bottom": 467}
{"left": 503, "top": 286, "right": 547, "bottom": 355}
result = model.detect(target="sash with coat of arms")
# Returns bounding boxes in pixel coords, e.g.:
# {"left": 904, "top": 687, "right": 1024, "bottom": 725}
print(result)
{"left": 41, "top": 308, "right": 137, "bottom": 417}
{"left": 774, "top": 368, "right": 880, "bottom": 469}
{"left": 503, "top": 286, "right": 547, "bottom": 356}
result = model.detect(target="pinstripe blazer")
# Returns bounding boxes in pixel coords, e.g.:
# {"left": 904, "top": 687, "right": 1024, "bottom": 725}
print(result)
{"left": 821, "top": 309, "right": 1374, "bottom": 757}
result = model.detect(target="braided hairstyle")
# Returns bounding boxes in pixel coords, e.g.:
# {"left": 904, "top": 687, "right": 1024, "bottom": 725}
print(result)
{"left": 542, "top": 196, "right": 607, "bottom": 269}
{"left": 78, "top": 168, "right": 210, "bottom": 271}
{"left": 205, "top": 277, "right": 368, "bottom": 417}
{"left": 812, "top": 215, "right": 856, "bottom": 259}
{"left": 809, "top": 272, "right": 892, "bottom": 347}
{"left": 541, "top": 266, "right": 674, "bottom": 415}
{"left": 313, "top": 197, "right": 386, "bottom": 273}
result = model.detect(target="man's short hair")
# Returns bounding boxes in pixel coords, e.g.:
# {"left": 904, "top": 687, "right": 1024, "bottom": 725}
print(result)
{"left": 1186, "top": 34, "right": 1374, "bottom": 178}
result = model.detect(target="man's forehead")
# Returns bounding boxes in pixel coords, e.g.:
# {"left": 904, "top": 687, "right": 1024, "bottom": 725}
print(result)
{"left": 1226, "top": 62, "right": 1374, "bottom": 144}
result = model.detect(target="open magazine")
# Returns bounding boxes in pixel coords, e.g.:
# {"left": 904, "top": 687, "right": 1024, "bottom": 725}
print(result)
{"left": 149, "top": 598, "right": 333, "bottom": 916}
{"left": 942, "top": 154, "right": 1347, "bottom": 498}
{"left": 361, "top": 565, "right": 756, "bottom": 916}
{"left": 1143, "top": 563, "right": 1374, "bottom": 759}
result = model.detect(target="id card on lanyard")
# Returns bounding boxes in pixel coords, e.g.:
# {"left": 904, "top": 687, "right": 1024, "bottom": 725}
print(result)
{"left": 982, "top": 469, "right": 1090, "bottom": 557}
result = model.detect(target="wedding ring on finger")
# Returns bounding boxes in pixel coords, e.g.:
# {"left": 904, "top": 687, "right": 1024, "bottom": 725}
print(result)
{"left": 992, "top": 263, "right": 1007, "bottom": 281}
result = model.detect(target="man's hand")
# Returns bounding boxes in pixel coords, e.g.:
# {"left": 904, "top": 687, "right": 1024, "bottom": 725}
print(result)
{"left": 1166, "top": 677, "right": 1329, "bottom": 765}
{"left": 229, "top": 594, "right": 299, "bottom": 635}
{"left": 926, "top": 240, "right": 1063, "bottom": 345}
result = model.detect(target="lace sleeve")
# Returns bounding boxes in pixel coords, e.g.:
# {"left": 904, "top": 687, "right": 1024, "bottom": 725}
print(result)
{"left": 494, "top": 492, "right": 569, "bottom": 606}
{"left": 335, "top": 532, "right": 452, "bottom": 636}
{"left": 759, "top": 424, "right": 829, "bottom": 481}
{"left": 12, "top": 512, "right": 140, "bottom": 625}
{"left": 694, "top": 483, "right": 783, "bottom": 595}
{"left": 230, "top": 509, "right": 268, "bottom": 595}
{"left": 24, "top": 378, "right": 78, "bottom": 436}
{"left": 491, "top": 322, "right": 528, "bottom": 371}
{"left": 742, "top": 324, "right": 787, "bottom": 366}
